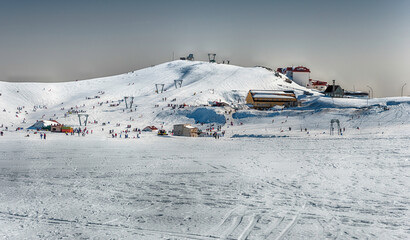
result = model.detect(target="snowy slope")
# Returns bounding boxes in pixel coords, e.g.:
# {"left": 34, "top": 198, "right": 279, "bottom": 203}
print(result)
{"left": 0, "top": 60, "right": 302, "bottom": 106}
{"left": 0, "top": 60, "right": 409, "bottom": 133}
{"left": 0, "top": 60, "right": 312, "bottom": 128}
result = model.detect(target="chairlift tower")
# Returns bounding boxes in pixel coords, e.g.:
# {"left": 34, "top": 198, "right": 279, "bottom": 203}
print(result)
{"left": 330, "top": 119, "right": 341, "bottom": 135}
{"left": 174, "top": 80, "right": 183, "bottom": 89}
{"left": 155, "top": 84, "right": 165, "bottom": 93}
{"left": 124, "top": 96, "right": 135, "bottom": 109}
{"left": 78, "top": 114, "right": 89, "bottom": 126}
{"left": 208, "top": 53, "right": 216, "bottom": 63}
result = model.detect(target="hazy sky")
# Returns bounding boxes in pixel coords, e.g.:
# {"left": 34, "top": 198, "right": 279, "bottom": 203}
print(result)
{"left": 1, "top": 0, "right": 409, "bottom": 97}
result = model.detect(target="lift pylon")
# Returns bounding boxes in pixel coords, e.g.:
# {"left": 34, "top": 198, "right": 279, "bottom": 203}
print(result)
{"left": 174, "top": 80, "right": 183, "bottom": 89}
{"left": 155, "top": 84, "right": 165, "bottom": 93}
{"left": 78, "top": 114, "right": 89, "bottom": 126}
{"left": 124, "top": 96, "right": 135, "bottom": 109}
{"left": 208, "top": 53, "right": 216, "bottom": 63}
{"left": 330, "top": 119, "right": 341, "bottom": 135}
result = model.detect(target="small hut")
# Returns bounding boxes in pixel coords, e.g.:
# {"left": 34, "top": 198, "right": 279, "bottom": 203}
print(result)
{"left": 50, "top": 125, "right": 62, "bottom": 132}
{"left": 142, "top": 126, "right": 158, "bottom": 132}
{"left": 61, "top": 126, "right": 73, "bottom": 133}
{"left": 324, "top": 85, "right": 344, "bottom": 98}
{"left": 173, "top": 124, "right": 198, "bottom": 137}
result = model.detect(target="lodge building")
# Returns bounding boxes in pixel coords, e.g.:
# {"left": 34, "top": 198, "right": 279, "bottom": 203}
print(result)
{"left": 246, "top": 90, "right": 298, "bottom": 109}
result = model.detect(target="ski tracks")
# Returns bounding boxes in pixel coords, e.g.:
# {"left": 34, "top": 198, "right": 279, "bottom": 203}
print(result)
{"left": 214, "top": 213, "right": 261, "bottom": 240}
{"left": 0, "top": 211, "right": 218, "bottom": 240}
{"left": 202, "top": 160, "right": 308, "bottom": 240}
{"left": 274, "top": 196, "right": 306, "bottom": 240}
{"left": 237, "top": 214, "right": 261, "bottom": 240}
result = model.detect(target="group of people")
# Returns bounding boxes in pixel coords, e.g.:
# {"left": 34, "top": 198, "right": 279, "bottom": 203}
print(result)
{"left": 40, "top": 133, "right": 46, "bottom": 139}
{"left": 109, "top": 128, "right": 140, "bottom": 139}
{"left": 72, "top": 127, "right": 91, "bottom": 136}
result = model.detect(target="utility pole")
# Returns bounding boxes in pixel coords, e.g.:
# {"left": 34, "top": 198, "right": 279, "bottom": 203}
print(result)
{"left": 367, "top": 93, "right": 369, "bottom": 106}
{"left": 401, "top": 83, "right": 407, "bottom": 97}
{"left": 367, "top": 85, "right": 373, "bottom": 98}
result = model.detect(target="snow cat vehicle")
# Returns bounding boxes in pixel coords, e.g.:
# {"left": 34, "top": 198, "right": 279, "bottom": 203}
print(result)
{"left": 157, "top": 129, "right": 168, "bottom": 136}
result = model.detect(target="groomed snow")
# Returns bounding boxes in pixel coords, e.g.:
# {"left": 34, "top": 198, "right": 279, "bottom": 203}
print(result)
{"left": 0, "top": 132, "right": 409, "bottom": 239}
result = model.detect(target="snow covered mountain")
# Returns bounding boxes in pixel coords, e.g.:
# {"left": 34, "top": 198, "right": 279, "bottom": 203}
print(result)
{"left": 0, "top": 60, "right": 409, "bottom": 133}
{"left": 0, "top": 60, "right": 311, "bottom": 128}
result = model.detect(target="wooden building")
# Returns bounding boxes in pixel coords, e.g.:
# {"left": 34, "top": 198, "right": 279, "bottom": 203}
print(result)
{"left": 245, "top": 90, "right": 298, "bottom": 109}
{"left": 173, "top": 124, "right": 198, "bottom": 137}
{"left": 50, "top": 125, "right": 62, "bottom": 132}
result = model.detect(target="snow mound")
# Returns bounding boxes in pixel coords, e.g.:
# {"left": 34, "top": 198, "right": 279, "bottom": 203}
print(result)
{"left": 186, "top": 108, "right": 226, "bottom": 124}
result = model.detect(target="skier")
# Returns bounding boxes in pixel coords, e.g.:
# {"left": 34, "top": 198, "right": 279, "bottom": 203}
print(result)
{"left": 40, "top": 133, "right": 43, "bottom": 139}
{"left": 44, "top": 133, "right": 46, "bottom": 140}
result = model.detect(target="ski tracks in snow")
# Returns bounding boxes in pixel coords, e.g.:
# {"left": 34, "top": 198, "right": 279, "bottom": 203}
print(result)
{"left": 274, "top": 193, "right": 306, "bottom": 240}
{"left": 206, "top": 205, "right": 262, "bottom": 239}
{"left": 201, "top": 157, "right": 308, "bottom": 240}
{"left": 0, "top": 211, "right": 220, "bottom": 240}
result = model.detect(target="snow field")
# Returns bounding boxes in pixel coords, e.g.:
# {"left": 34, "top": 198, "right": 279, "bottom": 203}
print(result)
{"left": 0, "top": 133, "right": 409, "bottom": 239}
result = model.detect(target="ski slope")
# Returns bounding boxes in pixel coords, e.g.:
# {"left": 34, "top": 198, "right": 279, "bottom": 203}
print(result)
{"left": 1, "top": 60, "right": 408, "bottom": 132}
{"left": 0, "top": 60, "right": 409, "bottom": 239}
{"left": 0, "top": 60, "right": 318, "bottom": 129}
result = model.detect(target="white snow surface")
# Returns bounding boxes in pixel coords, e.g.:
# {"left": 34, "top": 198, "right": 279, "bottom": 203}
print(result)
{"left": 0, "top": 60, "right": 409, "bottom": 239}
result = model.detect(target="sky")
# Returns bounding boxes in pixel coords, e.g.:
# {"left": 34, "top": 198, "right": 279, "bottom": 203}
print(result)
{"left": 1, "top": 0, "right": 409, "bottom": 97}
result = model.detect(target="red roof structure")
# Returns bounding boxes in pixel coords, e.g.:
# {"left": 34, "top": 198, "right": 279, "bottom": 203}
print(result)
{"left": 143, "top": 126, "right": 158, "bottom": 131}
{"left": 292, "top": 66, "right": 310, "bottom": 73}
{"left": 277, "top": 66, "right": 311, "bottom": 73}
{"left": 311, "top": 80, "right": 328, "bottom": 86}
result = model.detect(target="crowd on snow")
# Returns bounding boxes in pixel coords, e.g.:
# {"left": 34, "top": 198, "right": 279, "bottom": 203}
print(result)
{"left": 0, "top": 88, "right": 370, "bottom": 140}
